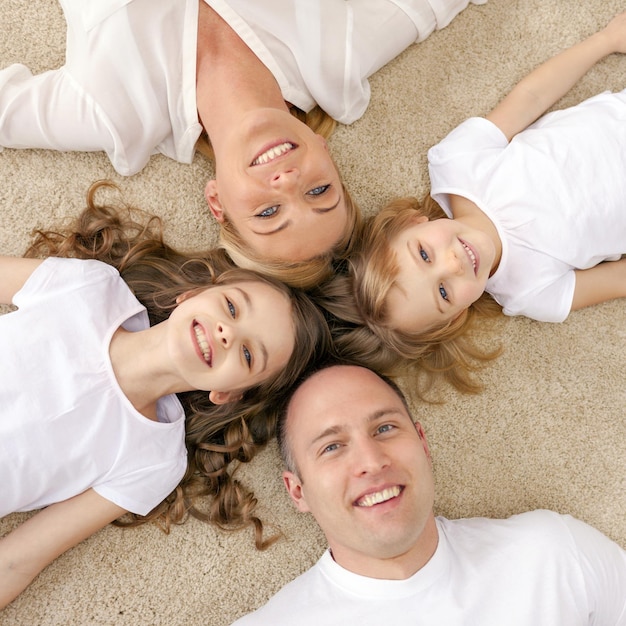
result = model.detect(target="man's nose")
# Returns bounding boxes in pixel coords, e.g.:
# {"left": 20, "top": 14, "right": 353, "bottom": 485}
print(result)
{"left": 353, "top": 440, "right": 390, "bottom": 476}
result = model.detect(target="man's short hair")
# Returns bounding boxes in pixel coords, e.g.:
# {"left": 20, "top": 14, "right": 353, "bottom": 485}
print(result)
{"left": 276, "top": 359, "right": 413, "bottom": 475}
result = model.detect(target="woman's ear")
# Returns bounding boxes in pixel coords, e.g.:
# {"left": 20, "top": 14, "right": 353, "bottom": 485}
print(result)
{"left": 209, "top": 390, "right": 243, "bottom": 405}
{"left": 205, "top": 180, "right": 225, "bottom": 222}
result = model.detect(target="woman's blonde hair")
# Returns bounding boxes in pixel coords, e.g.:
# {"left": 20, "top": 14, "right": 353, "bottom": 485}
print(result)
{"left": 315, "top": 196, "right": 502, "bottom": 395}
{"left": 196, "top": 105, "right": 361, "bottom": 289}
{"left": 25, "top": 181, "right": 332, "bottom": 549}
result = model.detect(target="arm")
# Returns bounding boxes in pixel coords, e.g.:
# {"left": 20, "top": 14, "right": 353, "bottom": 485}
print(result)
{"left": 0, "top": 256, "right": 43, "bottom": 305}
{"left": 0, "top": 489, "right": 126, "bottom": 608}
{"left": 571, "top": 258, "right": 626, "bottom": 312}
{"left": 487, "top": 11, "right": 626, "bottom": 141}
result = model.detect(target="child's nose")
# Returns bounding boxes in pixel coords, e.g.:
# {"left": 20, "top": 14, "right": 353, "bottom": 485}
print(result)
{"left": 216, "top": 321, "right": 234, "bottom": 347}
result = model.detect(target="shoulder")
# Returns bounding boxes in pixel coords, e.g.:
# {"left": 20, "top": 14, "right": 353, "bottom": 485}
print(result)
{"left": 231, "top": 555, "right": 327, "bottom": 625}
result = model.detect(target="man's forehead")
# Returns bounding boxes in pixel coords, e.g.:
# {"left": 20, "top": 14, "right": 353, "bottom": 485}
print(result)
{"left": 287, "top": 366, "right": 408, "bottom": 425}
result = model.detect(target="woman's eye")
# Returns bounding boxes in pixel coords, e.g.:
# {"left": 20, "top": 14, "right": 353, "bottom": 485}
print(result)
{"left": 242, "top": 346, "right": 252, "bottom": 368}
{"left": 226, "top": 297, "right": 236, "bottom": 318}
{"left": 419, "top": 247, "right": 430, "bottom": 262}
{"left": 439, "top": 285, "right": 449, "bottom": 301}
{"left": 307, "top": 184, "right": 330, "bottom": 197}
{"left": 256, "top": 205, "right": 279, "bottom": 218}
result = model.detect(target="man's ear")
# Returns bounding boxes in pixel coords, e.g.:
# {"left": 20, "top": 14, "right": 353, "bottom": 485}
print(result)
{"left": 205, "top": 180, "right": 225, "bottom": 222}
{"left": 209, "top": 390, "right": 243, "bottom": 405}
{"left": 283, "top": 471, "right": 310, "bottom": 513}
{"left": 414, "top": 421, "right": 432, "bottom": 463}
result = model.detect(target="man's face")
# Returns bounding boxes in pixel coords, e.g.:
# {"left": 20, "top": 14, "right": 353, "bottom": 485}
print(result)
{"left": 283, "top": 366, "right": 437, "bottom": 578}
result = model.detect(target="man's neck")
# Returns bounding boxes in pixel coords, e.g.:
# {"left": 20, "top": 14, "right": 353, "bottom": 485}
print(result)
{"left": 330, "top": 515, "right": 440, "bottom": 580}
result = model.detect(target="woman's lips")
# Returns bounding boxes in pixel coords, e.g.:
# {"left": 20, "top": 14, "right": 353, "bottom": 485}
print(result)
{"left": 250, "top": 141, "right": 296, "bottom": 166}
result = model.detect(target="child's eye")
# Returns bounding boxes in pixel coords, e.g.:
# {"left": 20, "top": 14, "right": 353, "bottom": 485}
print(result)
{"left": 242, "top": 345, "right": 252, "bottom": 368}
{"left": 226, "top": 297, "right": 236, "bottom": 318}
{"left": 256, "top": 205, "right": 279, "bottom": 218}
{"left": 307, "top": 184, "right": 330, "bottom": 196}
{"left": 439, "top": 285, "right": 449, "bottom": 301}
{"left": 419, "top": 247, "right": 430, "bottom": 262}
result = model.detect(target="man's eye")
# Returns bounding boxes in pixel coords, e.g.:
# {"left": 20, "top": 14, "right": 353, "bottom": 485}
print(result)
{"left": 307, "top": 184, "right": 330, "bottom": 196}
{"left": 243, "top": 346, "right": 252, "bottom": 368}
{"left": 419, "top": 247, "right": 430, "bottom": 262}
{"left": 322, "top": 443, "right": 340, "bottom": 454}
{"left": 256, "top": 205, "right": 279, "bottom": 218}
{"left": 377, "top": 424, "right": 394, "bottom": 434}
{"left": 226, "top": 297, "right": 236, "bottom": 318}
{"left": 439, "top": 285, "right": 449, "bottom": 301}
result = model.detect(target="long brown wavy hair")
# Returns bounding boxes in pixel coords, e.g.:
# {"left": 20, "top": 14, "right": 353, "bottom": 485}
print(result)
{"left": 25, "top": 181, "right": 332, "bottom": 548}
{"left": 312, "top": 196, "right": 502, "bottom": 396}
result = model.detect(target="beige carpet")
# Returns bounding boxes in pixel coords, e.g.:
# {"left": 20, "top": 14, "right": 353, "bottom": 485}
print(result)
{"left": 1, "top": 1, "right": 625, "bottom": 624}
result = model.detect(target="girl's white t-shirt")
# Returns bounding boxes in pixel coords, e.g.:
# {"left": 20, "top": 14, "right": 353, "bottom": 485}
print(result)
{"left": 428, "top": 89, "right": 626, "bottom": 321}
{"left": 0, "top": 257, "right": 187, "bottom": 516}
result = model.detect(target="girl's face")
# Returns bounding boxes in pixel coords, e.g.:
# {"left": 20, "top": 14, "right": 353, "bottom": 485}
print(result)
{"left": 205, "top": 108, "right": 348, "bottom": 262}
{"left": 385, "top": 217, "right": 496, "bottom": 332}
{"left": 167, "top": 280, "right": 295, "bottom": 403}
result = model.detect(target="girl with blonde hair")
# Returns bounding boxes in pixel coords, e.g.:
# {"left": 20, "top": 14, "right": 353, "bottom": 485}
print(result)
{"left": 334, "top": 12, "right": 626, "bottom": 392}
{"left": 0, "top": 182, "right": 331, "bottom": 608}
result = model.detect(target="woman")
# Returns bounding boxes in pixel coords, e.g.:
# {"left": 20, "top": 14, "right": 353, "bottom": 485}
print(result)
{"left": 0, "top": 0, "right": 486, "bottom": 283}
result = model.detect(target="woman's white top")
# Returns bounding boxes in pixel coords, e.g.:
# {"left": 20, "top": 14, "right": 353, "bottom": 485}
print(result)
{"left": 0, "top": 0, "right": 484, "bottom": 175}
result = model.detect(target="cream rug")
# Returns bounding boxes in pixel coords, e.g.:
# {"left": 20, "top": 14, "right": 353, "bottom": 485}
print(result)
{"left": 1, "top": 1, "right": 625, "bottom": 624}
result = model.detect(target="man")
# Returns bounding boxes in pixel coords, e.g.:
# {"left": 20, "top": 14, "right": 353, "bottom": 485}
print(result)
{"left": 232, "top": 364, "right": 626, "bottom": 625}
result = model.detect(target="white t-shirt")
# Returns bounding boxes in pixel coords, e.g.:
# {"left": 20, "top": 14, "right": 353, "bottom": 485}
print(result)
{"left": 0, "top": 0, "right": 484, "bottom": 175}
{"left": 232, "top": 511, "right": 626, "bottom": 625}
{"left": 428, "top": 89, "right": 626, "bottom": 322}
{"left": 0, "top": 257, "right": 187, "bottom": 517}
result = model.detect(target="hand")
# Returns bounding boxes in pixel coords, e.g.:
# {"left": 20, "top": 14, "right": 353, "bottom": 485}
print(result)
{"left": 599, "top": 11, "right": 626, "bottom": 55}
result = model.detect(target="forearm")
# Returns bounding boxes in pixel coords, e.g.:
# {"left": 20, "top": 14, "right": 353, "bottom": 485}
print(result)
{"left": 488, "top": 12, "right": 626, "bottom": 140}
{"left": 0, "top": 531, "right": 46, "bottom": 608}
{"left": 571, "top": 258, "right": 626, "bottom": 312}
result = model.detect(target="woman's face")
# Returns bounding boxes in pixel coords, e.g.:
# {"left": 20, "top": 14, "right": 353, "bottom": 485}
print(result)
{"left": 205, "top": 108, "right": 349, "bottom": 262}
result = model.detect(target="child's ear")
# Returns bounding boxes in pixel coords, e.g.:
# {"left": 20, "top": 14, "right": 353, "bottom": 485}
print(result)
{"left": 175, "top": 291, "right": 192, "bottom": 305}
{"left": 412, "top": 214, "right": 429, "bottom": 225}
{"left": 205, "top": 180, "right": 225, "bottom": 222}
{"left": 209, "top": 390, "right": 243, "bottom": 405}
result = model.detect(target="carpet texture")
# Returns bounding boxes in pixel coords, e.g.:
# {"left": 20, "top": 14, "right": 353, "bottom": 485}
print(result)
{"left": 1, "top": 1, "right": 625, "bottom": 624}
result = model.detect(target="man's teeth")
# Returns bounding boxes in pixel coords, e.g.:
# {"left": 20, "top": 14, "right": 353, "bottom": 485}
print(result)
{"left": 356, "top": 486, "right": 401, "bottom": 507}
{"left": 461, "top": 241, "right": 476, "bottom": 270}
{"left": 193, "top": 324, "right": 211, "bottom": 365}
{"left": 251, "top": 142, "right": 294, "bottom": 165}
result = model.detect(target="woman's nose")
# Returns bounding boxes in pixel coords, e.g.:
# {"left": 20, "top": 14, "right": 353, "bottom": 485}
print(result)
{"left": 270, "top": 168, "right": 300, "bottom": 188}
